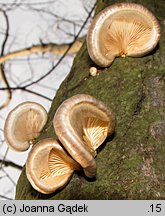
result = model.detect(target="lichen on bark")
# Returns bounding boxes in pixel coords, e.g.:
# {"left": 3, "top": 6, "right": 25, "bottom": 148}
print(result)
{"left": 16, "top": 0, "right": 165, "bottom": 200}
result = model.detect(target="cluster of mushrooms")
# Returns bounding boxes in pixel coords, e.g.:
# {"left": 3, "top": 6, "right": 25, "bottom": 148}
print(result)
{"left": 4, "top": 2, "right": 161, "bottom": 194}
{"left": 4, "top": 94, "right": 116, "bottom": 194}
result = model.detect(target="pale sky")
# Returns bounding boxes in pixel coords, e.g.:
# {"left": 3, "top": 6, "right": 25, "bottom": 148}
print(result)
{"left": 0, "top": 0, "right": 95, "bottom": 200}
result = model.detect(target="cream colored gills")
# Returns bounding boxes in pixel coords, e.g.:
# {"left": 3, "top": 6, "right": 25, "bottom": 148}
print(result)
{"left": 53, "top": 94, "right": 116, "bottom": 178}
{"left": 26, "top": 138, "right": 80, "bottom": 194}
{"left": 87, "top": 2, "right": 160, "bottom": 67}
{"left": 4, "top": 101, "right": 47, "bottom": 152}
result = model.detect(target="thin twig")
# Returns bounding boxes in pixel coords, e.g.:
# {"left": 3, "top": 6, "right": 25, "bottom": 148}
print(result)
{"left": 23, "top": 88, "right": 52, "bottom": 101}
{"left": 0, "top": 147, "right": 9, "bottom": 169}
{"left": 17, "top": 2, "right": 96, "bottom": 89}
{"left": 0, "top": 2, "right": 96, "bottom": 104}
{"left": 0, "top": 194, "right": 13, "bottom": 200}
{"left": 0, "top": 159, "right": 23, "bottom": 170}
{"left": 0, "top": 38, "right": 84, "bottom": 64}
{"left": 0, "top": 10, "right": 12, "bottom": 110}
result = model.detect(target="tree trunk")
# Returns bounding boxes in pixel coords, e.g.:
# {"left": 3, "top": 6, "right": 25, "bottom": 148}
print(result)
{"left": 15, "top": 0, "right": 165, "bottom": 200}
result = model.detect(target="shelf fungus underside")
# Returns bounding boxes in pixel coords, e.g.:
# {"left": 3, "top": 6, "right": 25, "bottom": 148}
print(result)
{"left": 14, "top": 109, "right": 44, "bottom": 143}
{"left": 70, "top": 105, "right": 111, "bottom": 157}
{"left": 100, "top": 12, "right": 154, "bottom": 61}
{"left": 4, "top": 102, "right": 47, "bottom": 151}
{"left": 87, "top": 3, "right": 160, "bottom": 67}
{"left": 54, "top": 94, "right": 116, "bottom": 178}
{"left": 26, "top": 139, "right": 80, "bottom": 194}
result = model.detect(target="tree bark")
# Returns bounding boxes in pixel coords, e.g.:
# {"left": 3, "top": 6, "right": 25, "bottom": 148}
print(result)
{"left": 15, "top": 0, "right": 165, "bottom": 200}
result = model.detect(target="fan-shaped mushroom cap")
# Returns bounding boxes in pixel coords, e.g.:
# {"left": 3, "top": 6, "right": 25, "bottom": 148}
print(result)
{"left": 87, "top": 2, "right": 161, "bottom": 67}
{"left": 4, "top": 102, "right": 47, "bottom": 152}
{"left": 53, "top": 94, "right": 116, "bottom": 178}
{"left": 26, "top": 138, "right": 80, "bottom": 194}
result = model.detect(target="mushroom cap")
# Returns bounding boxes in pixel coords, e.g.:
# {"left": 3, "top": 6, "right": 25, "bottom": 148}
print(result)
{"left": 53, "top": 94, "right": 116, "bottom": 178}
{"left": 4, "top": 101, "right": 47, "bottom": 152}
{"left": 87, "top": 2, "right": 161, "bottom": 67}
{"left": 26, "top": 138, "right": 80, "bottom": 194}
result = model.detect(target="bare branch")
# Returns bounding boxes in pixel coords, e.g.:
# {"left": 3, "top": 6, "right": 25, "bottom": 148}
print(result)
{"left": 1, "top": 10, "right": 9, "bottom": 55}
{"left": 0, "top": 159, "right": 23, "bottom": 170}
{"left": 0, "top": 194, "right": 13, "bottom": 200}
{"left": 0, "top": 0, "right": 97, "bottom": 199}
{"left": 23, "top": 88, "right": 52, "bottom": 101}
{"left": 0, "top": 2, "right": 96, "bottom": 98}
{"left": 0, "top": 10, "right": 12, "bottom": 110}
{"left": 1, "top": 168, "right": 16, "bottom": 186}
{"left": 0, "top": 65, "right": 12, "bottom": 110}
{"left": 0, "top": 37, "right": 84, "bottom": 64}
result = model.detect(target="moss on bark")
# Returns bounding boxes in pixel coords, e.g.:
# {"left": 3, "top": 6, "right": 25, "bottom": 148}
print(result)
{"left": 16, "top": 0, "right": 165, "bottom": 200}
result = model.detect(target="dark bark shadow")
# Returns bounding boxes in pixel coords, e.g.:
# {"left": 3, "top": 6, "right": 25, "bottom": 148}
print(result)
{"left": 97, "top": 132, "right": 116, "bottom": 154}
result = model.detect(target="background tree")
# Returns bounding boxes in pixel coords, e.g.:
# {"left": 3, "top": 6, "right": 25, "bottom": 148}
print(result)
{"left": 0, "top": 0, "right": 95, "bottom": 200}
{"left": 16, "top": 0, "right": 165, "bottom": 200}
{"left": 1, "top": 0, "right": 165, "bottom": 200}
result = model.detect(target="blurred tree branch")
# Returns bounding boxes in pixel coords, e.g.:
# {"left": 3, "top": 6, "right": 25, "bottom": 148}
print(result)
{"left": 0, "top": 9, "right": 12, "bottom": 110}
{"left": 16, "top": 0, "right": 165, "bottom": 200}
{"left": 0, "top": 159, "right": 22, "bottom": 170}
{"left": 0, "top": 37, "right": 84, "bottom": 64}
{"left": 0, "top": 0, "right": 96, "bottom": 200}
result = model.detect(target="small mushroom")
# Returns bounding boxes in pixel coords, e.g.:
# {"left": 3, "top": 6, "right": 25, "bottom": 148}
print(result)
{"left": 4, "top": 101, "right": 47, "bottom": 152}
{"left": 53, "top": 94, "right": 115, "bottom": 178}
{"left": 89, "top": 67, "right": 98, "bottom": 76}
{"left": 87, "top": 3, "right": 161, "bottom": 67}
{"left": 26, "top": 138, "right": 80, "bottom": 194}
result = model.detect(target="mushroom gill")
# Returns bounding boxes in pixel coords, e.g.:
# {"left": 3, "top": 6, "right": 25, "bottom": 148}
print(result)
{"left": 14, "top": 108, "right": 43, "bottom": 142}
{"left": 53, "top": 94, "right": 116, "bottom": 178}
{"left": 87, "top": 3, "right": 160, "bottom": 67}
{"left": 100, "top": 11, "right": 153, "bottom": 58}
{"left": 4, "top": 101, "right": 47, "bottom": 151}
{"left": 82, "top": 117, "right": 109, "bottom": 157}
{"left": 26, "top": 138, "right": 80, "bottom": 194}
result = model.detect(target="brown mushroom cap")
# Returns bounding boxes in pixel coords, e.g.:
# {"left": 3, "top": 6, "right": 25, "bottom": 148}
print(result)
{"left": 87, "top": 3, "right": 161, "bottom": 67}
{"left": 53, "top": 94, "right": 116, "bottom": 178}
{"left": 4, "top": 101, "right": 47, "bottom": 152}
{"left": 26, "top": 138, "right": 80, "bottom": 194}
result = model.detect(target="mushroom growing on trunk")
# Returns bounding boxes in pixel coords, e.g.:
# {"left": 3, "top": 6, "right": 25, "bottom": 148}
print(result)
{"left": 87, "top": 2, "right": 161, "bottom": 67}
{"left": 4, "top": 101, "right": 47, "bottom": 151}
{"left": 26, "top": 138, "right": 80, "bottom": 194}
{"left": 53, "top": 94, "right": 116, "bottom": 178}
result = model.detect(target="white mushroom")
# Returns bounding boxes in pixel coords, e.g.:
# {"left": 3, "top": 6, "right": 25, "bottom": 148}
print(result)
{"left": 4, "top": 101, "right": 47, "bottom": 151}
{"left": 87, "top": 2, "right": 161, "bottom": 67}
{"left": 26, "top": 138, "right": 80, "bottom": 194}
{"left": 89, "top": 67, "right": 98, "bottom": 76}
{"left": 53, "top": 94, "right": 116, "bottom": 178}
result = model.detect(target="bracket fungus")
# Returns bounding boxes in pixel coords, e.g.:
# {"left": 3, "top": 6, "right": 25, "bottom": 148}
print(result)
{"left": 4, "top": 101, "right": 47, "bottom": 152}
{"left": 26, "top": 138, "right": 80, "bottom": 194}
{"left": 87, "top": 2, "right": 161, "bottom": 67}
{"left": 53, "top": 94, "right": 116, "bottom": 178}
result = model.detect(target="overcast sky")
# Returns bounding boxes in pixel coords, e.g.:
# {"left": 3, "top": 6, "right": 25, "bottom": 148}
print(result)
{"left": 0, "top": 0, "right": 95, "bottom": 200}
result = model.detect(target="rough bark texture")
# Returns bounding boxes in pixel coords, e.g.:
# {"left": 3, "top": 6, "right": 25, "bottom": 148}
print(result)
{"left": 16, "top": 0, "right": 165, "bottom": 200}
